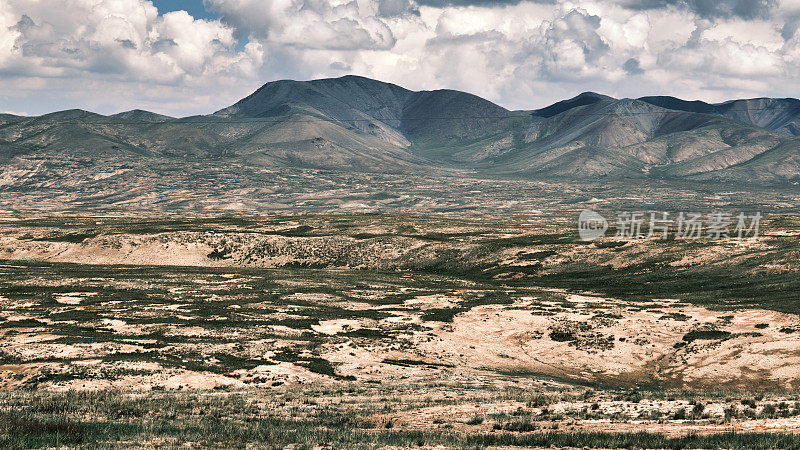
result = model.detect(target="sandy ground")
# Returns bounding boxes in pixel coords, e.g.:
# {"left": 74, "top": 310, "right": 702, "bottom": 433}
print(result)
{"left": 1, "top": 217, "right": 799, "bottom": 440}
{"left": 4, "top": 289, "right": 797, "bottom": 392}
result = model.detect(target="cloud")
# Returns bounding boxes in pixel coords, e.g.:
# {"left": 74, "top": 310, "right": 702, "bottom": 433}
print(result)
{"left": 3, "top": 0, "right": 800, "bottom": 116}
{"left": 376, "top": 0, "right": 420, "bottom": 17}
{"left": 329, "top": 61, "right": 352, "bottom": 71}
{"left": 539, "top": 9, "right": 610, "bottom": 80}
{"left": 623, "top": 57, "right": 644, "bottom": 74}
{"left": 0, "top": 0, "right": 265, "bottom": 116}
{"left": 0, "top": 0, "right": 261, "bottom": 83}
{"left": 416, "top": 0, "right": 534, "bottom": 6}
{"left": 622, "top": 0, "right": 778, "bottom": 20}
{"left": 206, "top": 0, "right": 396, "bottom": 50}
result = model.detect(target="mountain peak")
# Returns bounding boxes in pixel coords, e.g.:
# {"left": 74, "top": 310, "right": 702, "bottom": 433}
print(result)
{"left": 37, "top": 109, "right": 105, "bottom": 122}
{"left": 214, "top": 75, "right": 413, "bottom": 119}
{"left": 532, "top": 92, "right": 615, "bottom": 118}
{"left": 637, "top": 96, "right": 717, "bottom": 114}
{"left": 576, "top": 91, "right": 614, "bottom": 100}
{"left": 111, "top": 109, "right": 174, "bottom": 123}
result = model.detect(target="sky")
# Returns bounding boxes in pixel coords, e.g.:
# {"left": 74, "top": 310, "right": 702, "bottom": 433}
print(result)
{"left": 151, "top": 0, "right": 218, "bottom": 21}
{"left": 1, "top": 0, "right": 800, "bottom": 117}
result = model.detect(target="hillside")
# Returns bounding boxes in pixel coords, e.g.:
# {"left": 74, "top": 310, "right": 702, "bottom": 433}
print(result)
{"left": 111, "top": 110, "right": 174, "bottom": 123}
{"left": 639, "top": 96, "right": 800, "bottom": 136}
{"left": 509, "top": 93, "right": 800, "bottom": 182}
{"left": 0, "top": 76, "right": 799, "bottom": 185}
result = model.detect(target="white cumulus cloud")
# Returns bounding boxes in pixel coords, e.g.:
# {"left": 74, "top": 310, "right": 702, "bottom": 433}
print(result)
{"left": 0, "top": 0, "right": 264, "bottom": 115}
{"left": 3, "top": 0, "right": 800, "bottom": 115}
{"left": 206, "top": 0, "right": 397, "bottom": 50}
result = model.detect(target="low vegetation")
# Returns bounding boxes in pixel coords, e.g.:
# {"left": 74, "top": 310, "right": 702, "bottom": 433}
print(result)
{"left": 1, "top": 214, "right": 799, "bottom": 447}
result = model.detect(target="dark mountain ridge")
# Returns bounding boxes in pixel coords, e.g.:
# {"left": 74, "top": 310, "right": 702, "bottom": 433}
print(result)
{"left": 531, "top": 92, "right": 614, "bottom": 118}
{"left": 111, "top": 110, "right": 174, "bottom": 123}
{"left": 638, "top": 95, "right": 800, "bottom": 136}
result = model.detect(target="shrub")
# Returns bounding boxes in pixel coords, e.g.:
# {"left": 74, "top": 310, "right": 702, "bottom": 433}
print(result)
{"left": 497, "top": 420, "right": 539, "bottom": 432}
{"left": 466, "top": 415, "right": 484, "bottom": 425}
{"left": 682, "top": 330, "right": 731, "bottom": 343}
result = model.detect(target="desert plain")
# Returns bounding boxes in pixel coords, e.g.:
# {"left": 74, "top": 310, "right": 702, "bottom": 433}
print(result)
{"left": 0, "top": 189, "right": 799, "bottom": 448}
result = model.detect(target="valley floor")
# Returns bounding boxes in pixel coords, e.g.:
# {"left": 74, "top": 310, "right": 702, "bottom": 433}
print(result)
{"left": 0, "top": 214, "right": 799, "bottom": 448}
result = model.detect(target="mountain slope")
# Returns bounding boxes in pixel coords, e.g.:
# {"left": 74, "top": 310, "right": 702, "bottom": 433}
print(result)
{"left": 215, "top": 75, "right": 515, "bottom": 152}
{"left": 215, "top": 75, "right": 413, "bottom": 147}
{"left": 481, "top": 97, "right": 800, "bottom": 181}
{"left": 0, "top": 78, "right": 435, "bottom": 172}
{"left": 1, "top": 76, "right": 800, "bottom": 184}
{"left": 0, "top": 110, "right": 231, "bottom": 159}
{"left": 531, "top": 92, "right": 614, "bottom": 118}
{"left": 639, "top": 96, "right": 800, "bottom": 136}
{"left": 111, "top": 110, "right": 174, "bottom": 123}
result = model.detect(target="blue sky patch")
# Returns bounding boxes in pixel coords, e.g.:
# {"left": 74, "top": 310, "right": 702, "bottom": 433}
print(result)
{"left": 152, "top": 0, "right": 218, "bottom": 21}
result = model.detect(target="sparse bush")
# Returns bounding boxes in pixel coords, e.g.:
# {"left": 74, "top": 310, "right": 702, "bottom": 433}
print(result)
{"left": 526, "top": 395, "right": 550, "bottom": 407}
{"left": 466, "top": 415, "right": 484, "bottom": 425}
{"left": 496, "top": 420, "right": 539, "bottom": 432}
{"left": 692, "top": 402, "right": 705, "bottom": 417}
{"left": 682, "top": 329, "right": 732, "bottom": 343}
{"left": 624, "top": 392, "right": 642, "bottom": 403}
{"left": 761, "top": 404, "right": 777, "bottom": 418}
{"left": 647, "top": 410, "right": 663, "bottom": 420}
{"left": 512, "top": 407, "right": 530, "bottom": 417}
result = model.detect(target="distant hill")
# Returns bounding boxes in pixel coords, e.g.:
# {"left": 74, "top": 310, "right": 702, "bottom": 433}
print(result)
{"left": 639, "top": 96, "right": 800, "bottom": 136}
{"left": 531, "top": 92, "right": 613, "bottom": 118}
{"left": 111, "top": 109, "right": 174, "bottom": 123}
{"left": 215, "top": 75, "right": 512, "bottom": 151}
{"left": 1, "top": 76, "right": 799, "bottom": 184}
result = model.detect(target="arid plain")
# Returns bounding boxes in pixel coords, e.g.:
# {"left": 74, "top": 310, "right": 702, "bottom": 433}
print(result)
{"left": 1, "top": 179, "right": 800, "bottom": 448}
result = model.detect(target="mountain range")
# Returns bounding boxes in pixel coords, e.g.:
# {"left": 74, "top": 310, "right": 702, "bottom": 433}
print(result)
{"left": 2, "top": 75, "right": 800, "bottom": 184}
